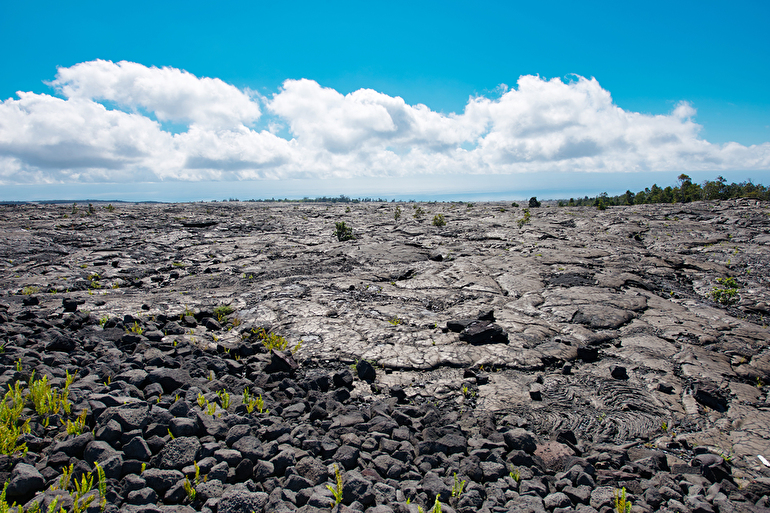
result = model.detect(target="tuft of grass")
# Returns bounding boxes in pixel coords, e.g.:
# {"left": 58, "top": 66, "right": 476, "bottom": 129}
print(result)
{"left": 432, "top": 214, "right": 446, "bottom": 227}
{"left": 21, "top": 286, "right": 39, "bottom": 295}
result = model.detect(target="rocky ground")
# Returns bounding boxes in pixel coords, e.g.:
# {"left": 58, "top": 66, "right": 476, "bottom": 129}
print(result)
{"left": 0, "top": 199, "right": 769, "bottom": 513}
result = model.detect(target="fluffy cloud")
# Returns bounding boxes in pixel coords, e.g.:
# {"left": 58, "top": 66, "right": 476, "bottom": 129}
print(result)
{"left": 51, "top": 60, "right": 261, "bottom": 129}
{"left": 1, "top": 61, "right": 768, "bottom": 185}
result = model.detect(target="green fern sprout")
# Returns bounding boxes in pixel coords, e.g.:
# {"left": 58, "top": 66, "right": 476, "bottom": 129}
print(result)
{"left": 216, "top": 389, "right": 231, "bottom": 409}
{"left": 614, "top": 487, "right": 631, "bottom": 513}
{"left": 326, "top": 464, "right": 344, "bottom": 507}
{"left": 451, "top": 473, "right": 465, "bottom": 497}
{"left": 183, "top": 476, "right": 197, "bottom": 502}
{"left": 95, "top": 461, "right": 107, "bottom": 511}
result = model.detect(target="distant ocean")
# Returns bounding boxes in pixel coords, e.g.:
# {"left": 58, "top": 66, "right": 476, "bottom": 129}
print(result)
{"left": 3, "top": 170, "right": 767, "bottom": 204}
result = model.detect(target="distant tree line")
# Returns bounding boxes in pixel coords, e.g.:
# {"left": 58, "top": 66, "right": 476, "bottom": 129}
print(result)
{"left": 557, "top": 175, "right": 769, "bottom": 208}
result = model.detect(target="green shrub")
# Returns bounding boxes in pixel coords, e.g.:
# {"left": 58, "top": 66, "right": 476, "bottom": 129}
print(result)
{"left": 334, "top": 221, "right": 354, "bottom": 241}
{"left": 213, "top": 304, "right": 234, "bottom": 322}
{"left": 432, "top": 214, "right": 446, "bottom": 227}
{"left": 528, "top": 197, "right": 541, "bottom": 208}
{"left": 712, "top": 276, "right": 740, "bottom": 305}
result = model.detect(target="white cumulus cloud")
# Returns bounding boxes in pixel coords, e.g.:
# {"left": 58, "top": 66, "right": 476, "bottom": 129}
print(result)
{"left": 50, "top": 60, "right": 261, "bottom": 129}
{"left": 1, "top": 61, "right": 769, "bottom": 186}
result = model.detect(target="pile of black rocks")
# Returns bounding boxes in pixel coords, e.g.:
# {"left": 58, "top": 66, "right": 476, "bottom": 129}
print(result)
{"left": 0, "top": 299, "right": 768, "bottom": 513}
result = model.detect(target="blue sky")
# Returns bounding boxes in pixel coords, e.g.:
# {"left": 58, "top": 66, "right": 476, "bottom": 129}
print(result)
{"left": 1, "top": 0, "right": 769, "bottom": 202}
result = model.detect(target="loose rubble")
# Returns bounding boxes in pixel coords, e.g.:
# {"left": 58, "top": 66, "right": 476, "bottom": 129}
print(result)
{"left": 0, "top": 199, "right": 769, "bottom": 513}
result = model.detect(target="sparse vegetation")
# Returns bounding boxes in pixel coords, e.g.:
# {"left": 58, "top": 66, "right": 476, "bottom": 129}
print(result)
{"left": 432, "top": 213, "right": 446, "bottom": 226}
{"left": 451, "top": 472, "right": 466, "bottom": 497}
{"left": 517, "top": 208, "right": 531, "bottom": 228}
{"left": 327, "top": 464, "right": 344, "bottom": 507}
{"left": 614, "top": 487, "right": 631, "bottom": 513}
{"left": 213, "top": 304, "right": 234, "bottom": 322}
{"left": 712, "top": 276, "right": 740, "bottom": 305}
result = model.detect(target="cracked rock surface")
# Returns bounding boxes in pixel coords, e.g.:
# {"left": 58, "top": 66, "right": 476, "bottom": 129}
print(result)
{"left": 0, "top": 199, "right": 769, "bottom": 513}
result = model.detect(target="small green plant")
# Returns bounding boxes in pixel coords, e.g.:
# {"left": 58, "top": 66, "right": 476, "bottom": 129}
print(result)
{"left": 242, "top": 388, "right": 268, "bottom": 414}
{"left": 413, "top": 207, "right": 425, "bottom": 219}
{"left": 183, "top": 476, "right": 197, "bottom": 502}
{"left": 253, "top": 327, "right": 289, "bottom": 351}
{"left": 180, "top": 305, "right": 194, "bottom": 320}
{"left": 451, "top": 472, "right": 465, "bottom": 497}
{"left": 206, "top": 402, "right": 216, "bottom": 416}
{"left": 394, "top": 206, "right": 402, "bottom": 221}
{"left": 98, "top": 316, "right": 109, "bottom": 327}
{"left": 517, "top": 208, "right": 531, "bottom": 229}
{"left": 64, "top": 409, "right": 88, "bottom": 435}
{"left": 431, "top": 495, "right": 442, "bottom": 513}
{"left": 432, "top": 214, "right": 446, "bottom": 227}
{"left": 72, "top": 471, "right": 95, "bottom": 513}
{"left": 140, "top": 463, "right": 146, "bottom": 474}
{"left": 334, "top": 221, "right": 354, "bottom": 241}
{"left": 461, "top": 385, "right": 470, "bottom": 397}
{"left": 511, "top": 202, "right": 519, "bottom": 207}
{"left": 388, "top": 317, "right": 402, "bottom": 326}
{"left": 614, "top": 487, "right": 631, "bottom": 513}
{"left": 216, "top": 389, "right": 231, "bottom": 409}
{"left": 197, "top": 393, "right": 207, "bottom": 408}
{"left": 28, "top": 371, "right": 69, "bottom": 416}
{"left": 58, "top": 463, "right": 74, "bottom": 491}
{"left": 167, "top": 428, "right": 175, "bottom": 440}
{"left": 712, "top": 276, "right": 740, "bottom": 305}
{"left": 0, "top": 382, "right": 30, "bottom": 455}
{"left": 15, "top": 358, "right": 21, "bottom": 372}
{"left": 327, "top": 464, "right": 344, "bottom": 507}
{"left": 127, "top": 321, "right": 143, "bottom": 335}
{"left": 213, "top": 304, "right": 234, "bottom": 322}
{"left": 509, "top": 466, "right": 521, "bottom": 482}
{"left": 21, "top": 286, "right": 40, "bottom": 295}
{"left": 105, "top": 204, "right": 115, "bottom": 212}
{"left": 95, "top": 461, "right": 107, "bottom": 511}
